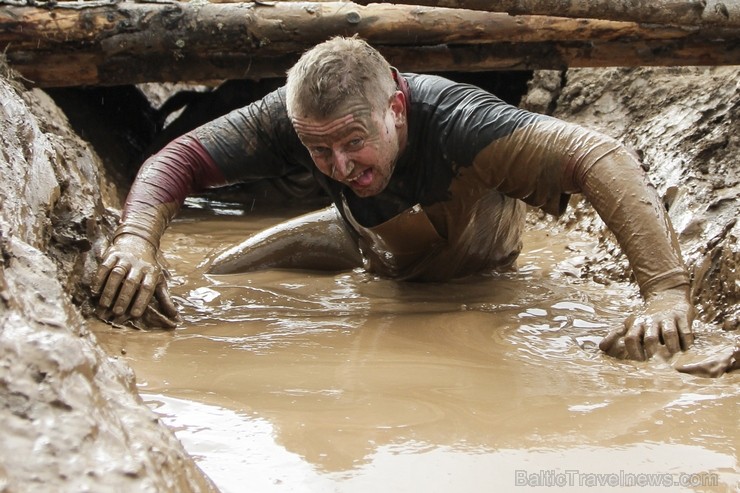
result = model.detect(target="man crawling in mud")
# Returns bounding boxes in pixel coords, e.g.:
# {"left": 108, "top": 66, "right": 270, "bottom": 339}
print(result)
{"left": 93, "top": 36, "right": 696, "bottom": 363}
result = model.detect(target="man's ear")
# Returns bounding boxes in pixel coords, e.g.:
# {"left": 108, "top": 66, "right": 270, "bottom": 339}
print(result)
{"left": 389, "top": 91, "right": 406, "bottom": 127}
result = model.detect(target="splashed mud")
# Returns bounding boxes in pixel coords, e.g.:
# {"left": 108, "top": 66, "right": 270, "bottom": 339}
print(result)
{"left": 92, "top": 205, "right": 739, "bottom": 493}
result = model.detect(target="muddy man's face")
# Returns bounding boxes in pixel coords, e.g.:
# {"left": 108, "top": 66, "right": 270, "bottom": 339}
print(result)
{"left": 292, "top": 92, "right": 407, "bottom": 198}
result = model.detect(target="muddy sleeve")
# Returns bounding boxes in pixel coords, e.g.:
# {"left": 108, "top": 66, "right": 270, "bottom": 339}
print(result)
{"left": 115, "top": 88, "right": 308, "bottom": 248}
{"left": 472, "top": 116, "right": 688, "bottom": 295}
{"left": 114, "top": 133, "right": 227, "bottom": 248}
{"left": 471, "top": 116, "right": 620, "bottom": 215}
{"left": 577, "top": 144, "right": 689, "bottom": 295}
{"left": 193, "top": 87, "right": 307, "bottom": 183}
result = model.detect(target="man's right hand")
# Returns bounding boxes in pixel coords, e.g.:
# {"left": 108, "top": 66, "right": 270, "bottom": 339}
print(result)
{"left": 92, "top": 234, "right": 179, "bottom": 320}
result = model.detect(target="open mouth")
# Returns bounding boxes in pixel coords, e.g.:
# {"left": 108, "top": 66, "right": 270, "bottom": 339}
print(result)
{"left": 348, "top": 168, "right": 373, "bottom": 187}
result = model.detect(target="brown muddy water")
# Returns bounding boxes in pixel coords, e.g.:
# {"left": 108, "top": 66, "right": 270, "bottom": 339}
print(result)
{"left": 91, "top": 200, "right": 739, "bottom": 493}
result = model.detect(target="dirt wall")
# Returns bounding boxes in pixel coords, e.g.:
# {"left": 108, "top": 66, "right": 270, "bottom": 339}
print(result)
{"left": 0, "top": 66, "right": 217, "bottom": 492}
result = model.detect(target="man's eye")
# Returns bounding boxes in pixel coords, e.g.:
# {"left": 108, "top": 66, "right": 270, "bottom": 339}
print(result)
{"left": 347, "top": 138, "right": 364, "bottom": 149}
{"left": 310, "top": 147, "right": 330, "bottom": 157}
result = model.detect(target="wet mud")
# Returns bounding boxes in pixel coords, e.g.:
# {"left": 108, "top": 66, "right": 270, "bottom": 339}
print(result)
{"left": 92, "top": 204, "right": 740, "bottom": 492}
{"left": 0, "top": 70, "right": 216, "bottom": 492}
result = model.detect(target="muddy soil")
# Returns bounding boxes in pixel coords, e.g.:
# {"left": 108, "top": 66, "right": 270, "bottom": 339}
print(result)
{"left": 0, "top": 63, "right": 216, "bottom": 492}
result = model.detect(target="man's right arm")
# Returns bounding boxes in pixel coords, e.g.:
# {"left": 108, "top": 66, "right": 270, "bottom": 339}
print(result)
{"left": 93, "top": 87, "right": 311, "bottom": 323}
{"left": 92, "top": 133, "right": 228, "bottom": 320}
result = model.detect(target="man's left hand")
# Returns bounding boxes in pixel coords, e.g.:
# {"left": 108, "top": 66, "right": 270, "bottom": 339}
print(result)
{"left": 599, "top": 286, "right": 695, "bottom": 361}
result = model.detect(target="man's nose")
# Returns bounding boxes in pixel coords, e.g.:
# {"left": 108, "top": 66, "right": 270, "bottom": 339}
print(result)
{"left": 332, "top": 151, "right": 353, "bottom": 180}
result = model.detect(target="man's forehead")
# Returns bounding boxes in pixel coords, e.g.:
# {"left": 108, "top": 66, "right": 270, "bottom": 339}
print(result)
{"left": 292, "top": 104, "right": 376, "bottom": 141}
{"left": 292, "top": 114, "right": 356, "bottom": 137}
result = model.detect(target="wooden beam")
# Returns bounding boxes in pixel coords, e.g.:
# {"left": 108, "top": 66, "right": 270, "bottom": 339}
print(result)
{"left": 0, "top": 1, "right": 737, "bottom": 87}
{"left": 352, "top": 0, "right": 740, "bottom": 28}
{"left": 8, "top": 38, "right": 737, "bottom": 87}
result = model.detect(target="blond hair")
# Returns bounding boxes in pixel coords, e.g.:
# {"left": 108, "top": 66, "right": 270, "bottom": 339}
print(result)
{"left": 285, "top": 36, "right": 396, "bottom": 120}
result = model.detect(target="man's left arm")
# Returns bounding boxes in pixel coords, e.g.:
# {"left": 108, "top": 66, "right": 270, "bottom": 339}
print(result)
{"left": 575, "top": 144, "right": 694, "bottom": 360}
{"left": 470, "top": 114, "right": 694, "bottom": 361}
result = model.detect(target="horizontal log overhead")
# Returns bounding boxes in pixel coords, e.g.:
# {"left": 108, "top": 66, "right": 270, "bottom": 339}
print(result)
{"left": 0, "top": 1, "right": 709, "bottom": 50}
{"left": 9, "top": 38, "right": 738, "bottom": 88}
{"left": 353, "top": 0, "right": 740, "bottom": 28}
{"left": 0, "top": 1, "right": 738, "bottom": 87}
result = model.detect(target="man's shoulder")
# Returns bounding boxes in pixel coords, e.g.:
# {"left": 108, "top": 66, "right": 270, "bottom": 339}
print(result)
{"left": 402, "top": 72, "right": 514, "bottom": 117}
{"left": 403, "top": 73, "right": 481, "bottom": 98}
{"left": 252, "top": 85, "right": 289, "bottom": 115}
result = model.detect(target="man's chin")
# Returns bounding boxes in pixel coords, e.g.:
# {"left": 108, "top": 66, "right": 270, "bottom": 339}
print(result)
{"left": 350, "top": 186, "right": 380, "bottom": 198}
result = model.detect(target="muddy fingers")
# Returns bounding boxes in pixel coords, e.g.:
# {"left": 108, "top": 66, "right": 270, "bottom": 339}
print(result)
{"left": 129, "top": 270, "right": 159, "bottom": 318}
{"left": 643, "top": 320, "right": 660, "bottom": 359}
{"left": 112, "top": 267, "right": 144, "bottom": 316}
{"left": 154, "top": 282, "right": 180, "bottom": 320}
{"left": 599, "top": 326, "right": 629, "bottom": 359}
{"left": 624, "top": 317, "right": 649, "bottom": 361}
{"left": 600, "top": 286, "right": 694, "bottom": 361}
{"left": 93, "top": 233, "right": 178, "bottom": 325}
{"left": 99, "top": 262, "right": 130, "bottom": 309}
{"left": 677, "top": 316, "right": 694, "bottom": 351}
{"left": 660, "top": 319, "right": 681, "bottom": 355}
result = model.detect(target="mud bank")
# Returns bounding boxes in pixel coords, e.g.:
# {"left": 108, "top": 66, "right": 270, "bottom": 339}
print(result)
{"left": 0, "top": 67, "right": 216, "bottom": 491}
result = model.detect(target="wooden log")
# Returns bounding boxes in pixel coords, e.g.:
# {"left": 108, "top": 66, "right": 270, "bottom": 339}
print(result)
{"left": 1, "top": 1, "right": 704, "bottom": 51}
{"left": 352, "top": 0, "right": 740, "bottom": 28}
{"left": 9, "top": 38, "right": 738, "bottom": 87}
{"left": 0, "top": 1, "right": 738, "bottom": 87}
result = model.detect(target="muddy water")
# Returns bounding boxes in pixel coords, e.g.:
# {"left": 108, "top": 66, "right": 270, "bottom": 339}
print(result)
{"left": 91, "top": 201, "right": 739, "bottom": 493}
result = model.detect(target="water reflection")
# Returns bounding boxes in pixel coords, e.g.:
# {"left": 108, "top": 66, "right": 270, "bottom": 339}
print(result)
{"left": 92, "top": 207, "right": 739, "bottom": 492}
{"left": 148, "top": 394, "right": 737, "bottom": 493}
